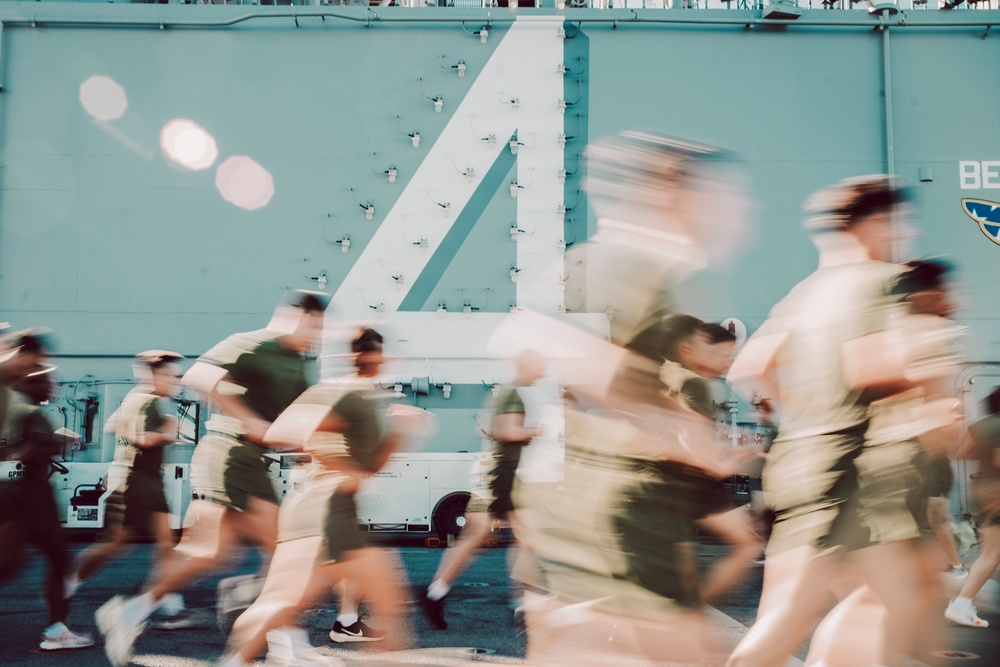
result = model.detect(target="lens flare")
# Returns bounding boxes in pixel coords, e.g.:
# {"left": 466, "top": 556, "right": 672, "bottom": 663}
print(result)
{"left": 215, "top": 156, "right": 274, "bottom": 211}
{"left": 160, "top": 119, "right": 218, "bottom": 171}
{"left": 79, "top": 76, "right": 128, "bottom": 121}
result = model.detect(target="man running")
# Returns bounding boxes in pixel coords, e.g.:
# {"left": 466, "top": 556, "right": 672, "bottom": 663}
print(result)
{"left": 0, "top": 333, "right": 94, "bottom": 651}
{"left": 419, "top": 350, "right": 546, "bottom": 630}
{"left": 69, "top": 350, "right": 209, "bottom": 627}
{"left": 96, "top": 290, "right": 328, "bottom": 667}
{"left": 726, "top": 175, "right": 926, "bottom": 667}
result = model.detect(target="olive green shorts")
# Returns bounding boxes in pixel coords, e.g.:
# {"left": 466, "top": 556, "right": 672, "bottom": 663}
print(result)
{"left": 277, "top": 475, "right": 366, "bottom": 564}
{"left": 104, "top": 473, "right": 170, "bottom": 535}
{"left": 764, "top": 429, "right": 870, "bottom": 553}
{"left": 190, "top": 433, "right": 278, "bottom": 512}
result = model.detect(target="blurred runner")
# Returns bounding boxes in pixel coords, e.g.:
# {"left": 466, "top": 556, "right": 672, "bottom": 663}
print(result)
{"left": 221, "top": 326, "right": 431, "bottom": 667}
{"left": 96, "top": 291, "right": 328, "bottom": 667}
{"left": 419, "top": 350, "right": 546, "bottom": 630}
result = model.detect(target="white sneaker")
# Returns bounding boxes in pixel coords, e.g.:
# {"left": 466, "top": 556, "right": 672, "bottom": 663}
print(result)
{"left": 266, "top": 630, "right": 345, "bottom": 667}
{"left": 945, "top": 598, "right": 989, "bottom": 628}
{"left": 39, "top": 628, "right": 95, "bottom": 651}
{"left": 96, "top": 595, "right": 148, "bottom": 667}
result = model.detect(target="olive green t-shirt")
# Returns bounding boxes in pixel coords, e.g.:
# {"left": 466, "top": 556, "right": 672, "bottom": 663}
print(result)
{"left": 969, "top": 414, "right": 1000, "bottom": 475}
{"left": 6, "top": 397, "right": 58, "bottom": 480}
{"left": 660, "top": 360, "right": 717, "bottom": 420}
{"left": 199, "top": 329, "right": 315, "bottom": 424}
{"left": 492, "top": 383, "right": 529, "bottom": 468}
{"left": 117, "top": 390, "right": 169, "bottom": 478}
{"left": 292, "top": 380, "right": 387, "bottom": 473}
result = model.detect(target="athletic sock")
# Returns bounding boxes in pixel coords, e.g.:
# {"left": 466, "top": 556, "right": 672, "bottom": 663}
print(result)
{"left": 951, "top": 597, "right": 973, "bottom": 612}
{"left": 134, "top": 591, "right": 158, "bottom": 620}
{"left": 337, "top": 613, "right": 359, "bottom": 626}
{"left": 44, "top": 622, "right": 68, "bottom": 638}
{"left": 158, "top": 593, "right": 185, "bottom": 616}
{"left": 281, "top": 625, "right": 311, "bottom": 649}
{"left": 427, "top": 579, "right": 450, "bottom": 601}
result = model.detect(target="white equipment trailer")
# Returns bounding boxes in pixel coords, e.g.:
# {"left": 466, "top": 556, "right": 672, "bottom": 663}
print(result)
{"left": 53, "top": 452, "right": 492, "bottom": 540}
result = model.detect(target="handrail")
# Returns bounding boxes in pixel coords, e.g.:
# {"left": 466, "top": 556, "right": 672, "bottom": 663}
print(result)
{"left": 0, "top": 6, "right": 998, "bottom": 31}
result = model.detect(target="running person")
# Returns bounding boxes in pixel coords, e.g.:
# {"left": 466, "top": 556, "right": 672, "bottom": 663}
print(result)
{"left": 220, "top": 326, "right": 430, "bottom": 667}
{"left": 945, "top": 386, "right": 1000, "bottom": 628}
{"left": 419, "top": 350, "right": 546, "bottom": 630}
{"left": 96, "top": 290, "right": 328, "bottom": 667}
{"left": 659, "top": 318, "right": 763, "bottom": 604}
{"left": 725, "top": 176, "right": 928, "bottom": 667}
{"left": 68, "top": 351, "right": 207, "bottom": 627}
{"left": 0, "top": 351, "right": 94, "bottom": 651}
{"left": 800, "top": 257, "right": 965, "bottom": 667}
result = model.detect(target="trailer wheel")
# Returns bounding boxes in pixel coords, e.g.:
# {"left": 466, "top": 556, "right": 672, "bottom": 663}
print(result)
{"left": 433, "top": 493, "right": 471, "bottom": 540}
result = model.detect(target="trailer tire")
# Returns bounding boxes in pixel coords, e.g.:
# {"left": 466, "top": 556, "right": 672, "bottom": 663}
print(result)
{"left": 433, "top": 493, "right": 471, "bottom": 540}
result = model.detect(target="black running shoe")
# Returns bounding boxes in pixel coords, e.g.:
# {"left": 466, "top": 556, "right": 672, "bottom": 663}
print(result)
{"left": 419, "top": 589, "right": 448, "bottom": 630}
{"left": 329, "top": 619, "right": 386, "bottom": 643}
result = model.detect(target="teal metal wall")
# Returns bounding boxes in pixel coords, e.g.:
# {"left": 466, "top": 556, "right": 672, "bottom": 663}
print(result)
{"left": 1, "top": 5, "right": 999, "bottom": 451}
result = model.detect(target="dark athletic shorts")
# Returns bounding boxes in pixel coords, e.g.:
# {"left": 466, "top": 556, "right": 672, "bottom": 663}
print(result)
{"left": 190, "top": 433, "right": 278, "bottom": 512}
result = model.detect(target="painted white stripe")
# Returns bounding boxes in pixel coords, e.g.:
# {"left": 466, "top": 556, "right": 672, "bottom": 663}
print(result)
{"left": 332, "top": 16, "right": 566, "bottom": 320}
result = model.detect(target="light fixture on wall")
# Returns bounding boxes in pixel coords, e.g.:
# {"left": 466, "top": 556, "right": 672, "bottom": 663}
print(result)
{"left": 371, "top": 153, "right": 398, "bottom": 183}
{"left": 463, "top": 166, "right": 476, "bottom": 181}
{"left": 463, "top": 302, "right": 473, "bottom": 318}
{"left": 426, "top": 190, "right": 454, "bottom": 218}
{"left": 510, "top": 224, "right": 524, "bottom": 241}
{"left": 442, "top": 383, "right": 453, "bottom": 399}
{"left": 557, "top": 168, "right": 567, "bottom": 183}
{"left": 491, "top": 383, "right": 501, "bottom": 399}
{"left": 393, "top": 273, "right": 405, "bottom": 288}
{"left": 510, "top": 180, "right": 524, "bottom": 198}
{"left": 437, "top": 301, "right": 447, "bottom": 318}
{"left": 394, "top": 115, "right": 421, "bottom": 149}
{"left": 558, "top": 58, "right": 586, "bottom": 76}
{"left": 393, "top": 383, "right": 405, "bottom": 398}
{"left": 316, "top": 271, "right": 327, "bottom": 290}
{"left": 417, "top": 235, "right": 429, "bottom": 250}
{"left": 510, "top": 139, "right": 524, "bottom": 155}
{"left": 441, "top": 56, "right": 468, "bottom": 78}
{"left": 350, "top": 188, "right": 375, "bottom": 221}
{"left": 418, "top": 78, "right": 444, "bottom": 113}
{"left": 510, "top": 266, "right": 521, "bottom": 283}
{"left": 557, "top": 99, "right": 567, "bottom": 114}
{"left": 480, "top": 28, "right": 489, "bottom": 44}
{"left": 339, "top": 235, "right": 351, "bottom": 254}
{"left": 483, "top": 133, "right": 498, "bottom": 148}
{"left": 557, "top": 133, "right": 567, "bottom": 148}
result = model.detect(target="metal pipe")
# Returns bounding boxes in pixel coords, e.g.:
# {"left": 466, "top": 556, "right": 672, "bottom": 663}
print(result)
{"left": 0, "top": 10, "right": 997, "bottom": 31}
{"left": 881, "top": 9, "right": 898, "bottom": 261}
